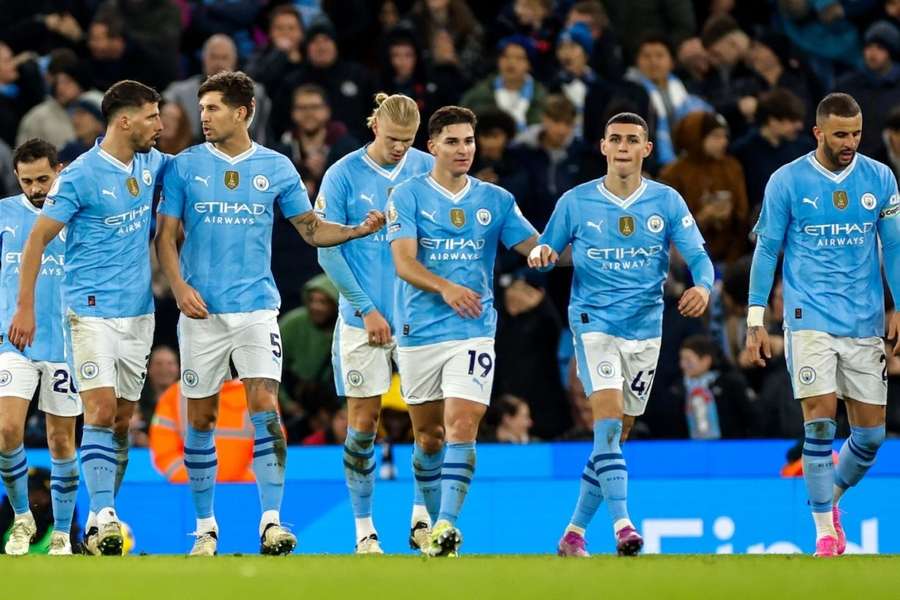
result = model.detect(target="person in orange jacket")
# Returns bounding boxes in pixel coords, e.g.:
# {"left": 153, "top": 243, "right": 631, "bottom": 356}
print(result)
{"left": 149, "top": 380, "right": 256, "bottom": 483}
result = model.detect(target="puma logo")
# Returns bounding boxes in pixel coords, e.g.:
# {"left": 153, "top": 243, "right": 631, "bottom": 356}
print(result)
{"left": 586, "top": 220, "right": 604, "bottom": 233}
{"left": 420, "top": 209, "right": 438, "bottom": 223}
{"left": 194, "top": 175, "right": 210, "bottom": 187}
{"left": 101, "top": 189, "right": 117, "bottom": 199}
{"left": 360, "top": 193, "right": 374, "bottom": 205}
{"left": 802, "top": 197, "right": 819, "bottom": 209}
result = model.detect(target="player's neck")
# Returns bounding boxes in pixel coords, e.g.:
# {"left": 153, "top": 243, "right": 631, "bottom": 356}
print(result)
{"left": 213, "top": 133, "right": 253, "bottom": 158}
{"left": 431, "top": 166, "right": 467, "bottom": 193}
{"left": 603, "top": 172, "right": 642, "bottom": 199}
{"left": 99, "top": 132, "right": 135, "bottom": 166}
{"left": 365, "top": 144, "right": 395, "bottom": 167}
{"left": 814, "top": 147, "right": 843, "bottom": 173}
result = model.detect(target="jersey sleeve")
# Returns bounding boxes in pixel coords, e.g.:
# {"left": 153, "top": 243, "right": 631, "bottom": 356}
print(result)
{"left": 158, "top": 157, "right": 186, "bottom": 219}
{"left": 877, "top": 168, "right": 900, "bottom": 302}
{"left": 499, "top": 191, "right": 538, "bottom": 249}
{"left": 752, "top": 170, "right": 791, "bottom": 244}
{"left": 41, "top": 168, "right": 82, "bottom": 224}
{"left": 316, "top": 164, "right": 348, "bottom": 224}
{"left": 386, "top": 182, "right": 417, "bottom": 242}
{"left": 538, "top": 192, "right": 574, "bottom": 252}
{"left": 277, "top": 158, "right": 313, "bottom": 219}
{"left": 667, "top": 190, "right": 714, "bottom": 290}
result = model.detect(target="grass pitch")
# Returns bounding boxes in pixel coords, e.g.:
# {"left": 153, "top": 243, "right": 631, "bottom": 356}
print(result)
{"left": 4, "top": 555, "right": 900, "bottom": 600}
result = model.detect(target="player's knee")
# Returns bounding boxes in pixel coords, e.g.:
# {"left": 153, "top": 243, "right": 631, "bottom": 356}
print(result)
{"left": 189, "top": 410, "right": 218, "bottom": 431}
{"left": 349, "top": 407, "right": 380, "bottom": 433}
{"left": 853, "top": 425, "right": 886, "bottom": 455}
{"left": 415, "top": 427, "right": 444, "bottom": 454}
{"left": 445, "top": 414, "right": 481, "bottom": 442}
{"left": 0, "top": 421, "right": 23, "bottom": 451}
{"left": 84, "top": 403, "right": 116, "bottom": 428}
{"left": 46, "top": 429, "right": 75, "bottom": 458}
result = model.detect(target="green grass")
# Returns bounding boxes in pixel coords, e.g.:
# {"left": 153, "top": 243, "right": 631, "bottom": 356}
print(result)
{"left": 4, "top": 555, "right": 900, "bottom": 600}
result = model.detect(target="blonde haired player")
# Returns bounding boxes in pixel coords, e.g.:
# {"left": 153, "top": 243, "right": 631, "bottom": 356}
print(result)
{"left": 317, "top": 92, "right": 434, "bottom": 553}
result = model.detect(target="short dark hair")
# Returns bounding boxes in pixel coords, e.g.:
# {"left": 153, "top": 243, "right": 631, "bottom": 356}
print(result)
{"left": 635, "top": 32, "right": 673, "bottom": 57}
{"left": 428, "top": 105, "right": 477, "bottom": 138}
{"left": 101, "top": 80, "right": 160, "bottom": 120}
{"left": 292, "top": 83, "right": 327, "bottom": 104}
{"left": 269, "top": 5, "right": 303, "bottom": 32}
{"left": 701, "top": 14, "right": 741, "bottom": 49}
{"left": 92, "top": 11, "right": 125, "bottom": 39}
{"left": 605, "top": 112, "right": 649, "bottom": 137}
{"left": 476, "top": 109, "right": 517, "bottom": 141}
{"left": 681, "top": 334, "right": 718, "bottom": 359}
{"left": 756, "top": 88, "right": 805, "bottom": 125}
{"left": 543, "top": 94, "right": 577, "bottom": 124}
{"left": 13, "top": 138, "right": 60, "bottom": 169}
{"left": 198, "top": 70, "right": 255, "bottom": 119}
{"left": 816, "top": 92, "right": 861, "bottom": 123}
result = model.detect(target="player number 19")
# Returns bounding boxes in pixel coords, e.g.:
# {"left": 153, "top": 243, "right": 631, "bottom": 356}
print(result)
{"left": 467, "top": 350, "right": 493, "bottom": 377}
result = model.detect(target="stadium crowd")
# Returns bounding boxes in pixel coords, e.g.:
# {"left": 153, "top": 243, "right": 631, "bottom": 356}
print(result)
{"left": 3, "top": 0, "right": 900, "bottom": 451}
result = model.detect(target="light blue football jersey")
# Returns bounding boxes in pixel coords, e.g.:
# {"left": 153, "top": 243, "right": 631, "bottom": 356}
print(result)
{"left": 540, "top": 178, "right": 711, "bottom": 340}
{"left": 316, "top": 146, "right": 433, "bottom": 328}
{"left": 387, "top": 174, "right": 537, "bottom": 347}
{"left": 752, "top": 151, "right": 900, "bottom": 338}
{"left": 42, "top": 141, "right": 168, "bottom": 318}
{"left": 159, "top": 143, "right": 312, "bottom": 314}
{"left": 0, "top": 195, "right": 67, "bottom": 361}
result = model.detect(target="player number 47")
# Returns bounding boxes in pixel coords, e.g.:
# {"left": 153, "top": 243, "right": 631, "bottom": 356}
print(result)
{"left": 467, "top": 350, "right": 493, "bottom": 377}
{"left": 630, "top": 369, "right": 656, "bottom": 397}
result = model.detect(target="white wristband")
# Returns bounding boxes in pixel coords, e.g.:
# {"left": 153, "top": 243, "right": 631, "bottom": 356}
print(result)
{"left": 747, "top": 305, "right": 765, "bottom": 328}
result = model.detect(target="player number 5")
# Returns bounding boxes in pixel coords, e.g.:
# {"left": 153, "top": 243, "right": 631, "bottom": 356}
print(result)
{"left": 270, "top": 333, "right": 282, "bottom": 358}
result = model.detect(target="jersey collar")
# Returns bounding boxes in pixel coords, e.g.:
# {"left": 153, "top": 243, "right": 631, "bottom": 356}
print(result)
{"left": 597, "top": 177, "right": 647, "bottom": 209}
{"left": 426, "top": 175, "right": 471, "bottom": 203}
{"left": 96, "top": 144, "right": 133, "bottom": 173}
{"left": 807, "top": 151, "right": 857, "bottom": 184}
{"left": 204, "top": 142, "right": 258, "bottom": 165}
{"left": 361, "top": 147, "right": 408, "bottom": 181}
{"left": 20, "top": 194, "right": 41, "bottom": 215}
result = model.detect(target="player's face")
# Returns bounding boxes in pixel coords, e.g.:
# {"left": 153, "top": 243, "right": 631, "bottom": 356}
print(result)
{"left": 199, "top": 91, "right": 247, "bottom": 144}
{"left": 15, "top": 158, "right": 60, "bottom": 206}
{"left": 601, "top": 123, "right": 651, "bottom": 177}
{"left": 371, "top": 116, "right": 417, "bottom": 164}
{"left": 126, "top": 102, "right": 163, "bottom": 153}
{"left": 814, "top": 113, "right": 862, "bottom": 168}
{"left": 428, "top": 122, "right": 476, "bottom": 176}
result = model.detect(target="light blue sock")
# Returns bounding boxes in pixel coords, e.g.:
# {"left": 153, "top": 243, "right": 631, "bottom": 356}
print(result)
{"left": 343, "top": 427, "right": 376, "bottom": 518}
{"left": 569, "top": 456, "right": 605, "bottom": 529}
{"left": 184, "top": 427, "right": 218, "bottom": 520}
{"left": 592, "top": 419, "right": 630, "bottom": 525}
{"left": 80, "top": 426, "right": 117, "bottom": 513}
{"left": 50, "top": 455, "right": 79, "bottom": 533}
{"left": 835, "top": 424, "right": 884, "bottom": 492}
{"left": 803, "top": 418, "right": 836, "bottom": 513}
{"left": 0, "top": 445, "right": 29, "bottom": 514}
{"left": 112, "top": 432, "right": 129, "bottom": 496}
{"left": 437, "top": 441, "right": 475, "bottom": 525}
{"left": 250, "top": 411, "right": 286, "bottom": 513}
{"left": 412, "top": 444, "right": 444, "bottom": 523}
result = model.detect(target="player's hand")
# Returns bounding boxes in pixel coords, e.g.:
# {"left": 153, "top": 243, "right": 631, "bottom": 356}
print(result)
{"left": 174, "top": 282, "right": 209, "bottom": 319}
{"left": 7, "top": 305, "right": 36, "bottom": 351}
{"left": 678, "top": 286, "right": 710, "bottom": 318}
{"left": 527, "top": 244, "right": 558, "bottom": 271}
{"left": 352, "top": 210, "right": 386, "bottom": 238}
{"left": 441, "top": 282, "right": 482, "bottom": 318}
{"left": 745, "top": 326, "right": 772, "bottom": 368}
{"left": 363, "top": 309, "right": 392, "bottom": 346}
{"left": 888, "top": 311, "right": 900, "bottom": 355}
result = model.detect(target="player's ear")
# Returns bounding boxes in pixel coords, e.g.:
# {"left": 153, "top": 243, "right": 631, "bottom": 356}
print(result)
{"left": 427, "top": 137, "right": 437, "bottom": 156}
{"left": 599, "top": 137, "right": 608, "bottom": 157}
{"left": 643, "top": 140, "right": 653, "bottom": 158}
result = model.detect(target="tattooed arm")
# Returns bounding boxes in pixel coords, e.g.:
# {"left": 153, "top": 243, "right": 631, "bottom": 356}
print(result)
{"left": 289, "top": 209, "right": 386, "bottom": 248}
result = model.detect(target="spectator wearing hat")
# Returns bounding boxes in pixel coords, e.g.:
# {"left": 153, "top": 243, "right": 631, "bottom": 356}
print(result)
{"left": 731, "top": 88, "right": 814, "bottom": 213}
{"left": 272, "top": 20, "right": 377, "bottom": 140}
{"left": 460, "top": 35, "right": 548, "bottom": 131}
{"left": 626, "top": 33, "right": 712, "bottom": 168}
{"left": 550, "top": 22, "right": 596, "bottom": 138}
{"left": 564, "top": 0, "right": 626, "bottom": 82}
{"left": 16, "top": 52, "right": 93, "bottom": 149}
{"left": 834, "top": 20, "right": 900, "bottom": 156}
{"left": 659, "top": 111, "right": 750, "bottom": 265}
{"left": 58, "top": 96, "right": 105, "bottom": 164}
{"left": 874, "top": 106, "right": 900, "bottom": 181}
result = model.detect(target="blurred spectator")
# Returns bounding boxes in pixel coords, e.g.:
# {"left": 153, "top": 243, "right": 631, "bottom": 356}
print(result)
{"left": 472, "top": 109, "right": 530, "bottom": 203}
{"left": 488, "top": 394, "right": 534, "bottom": 443}
{"left": 0, "top": 7, "right": 90, "bottom": 56}
{"left": 731, "top": 88, "right": 815, "bottom": 213}
{"left": 0, "top": 139, "right": 17, "bottom": 197}
{"left": 156, "top": 100, "right": 194, "bottom": 155}
{"left": 301, "top": 403, "right": 348, "bottom": 445}
{"left": 550, "top": 22, "right": 596, "bottom": 138}
{"left": 163, "top": 34, "right": 272, "bottom": 144}
{"left": 16, "top": 52, "right": 91, "bottom": 149}
{"left": 492, "top": 0, "right": 561, "bottom": 81}
{"left": 461, "top": 35, "right": 547, "bottom": 131}
{"left": 278, "top": 274, "right": 339, "bottom": 442}
{"left": 626, "top": 33, "right": 711, "bottom": 168}
{"left": 149, "top": 380, "right": 256, "bottom": 481}
{"left": 85, "top": 9, "right": 172, "bottom": 92}
{"left": 676, "top": 36, "right": 712, "bottom": 87}
{"left": 745, "top": 32, "right": 821, "bottom": 128}
{"left": 58, "top": 97, "right": 106, "bottom": 164}
{"left": 139, "top": 345, "right": 180, "bottom": 430}
{"left": 512, "top": 94, "right": 589, "bottom": 231}
{"left": 564, "top": 0, "right": 625, "bottom": 81}
{"left": 694, "top": 15, "right": 759, "bottom": 136}
{"left": 246, "top": 5, "right": 306, "bottom": 97}
{"left": 603, "top": 0, "right": 697, "bottom": 61}
{"left": 107, "top": 0, "right": 181, "bottom": 86}
{"left": 675, "top": 334, "right": 760, "bottom": 439}
{"left": 276, "top": 83, "right": 358, "bottom": 200}
{"left": 408, "top": 0, "right": 485, "bottom": 76}
{"left": 558, "top": 358, "right": 593, "bottom": 440}
{"left": 833, "top": 20, "right": 900, "bottom": 157}
{"left": 181, "top": 0, "right": 263, "bottom": 62}
{"left": 0, "top": 42, "right": 45, "bottom": 148}
{"left": 494, "top": 275, "right": 571, "bottom": 439}
{"left": 272, "top": 20, "right": 377, "bottom": 140}
{"left": 874, "top": 105, "right": 900, "bottom": 179}
{"left": 659, "top": 111, "right": 750, "bottom": 264}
